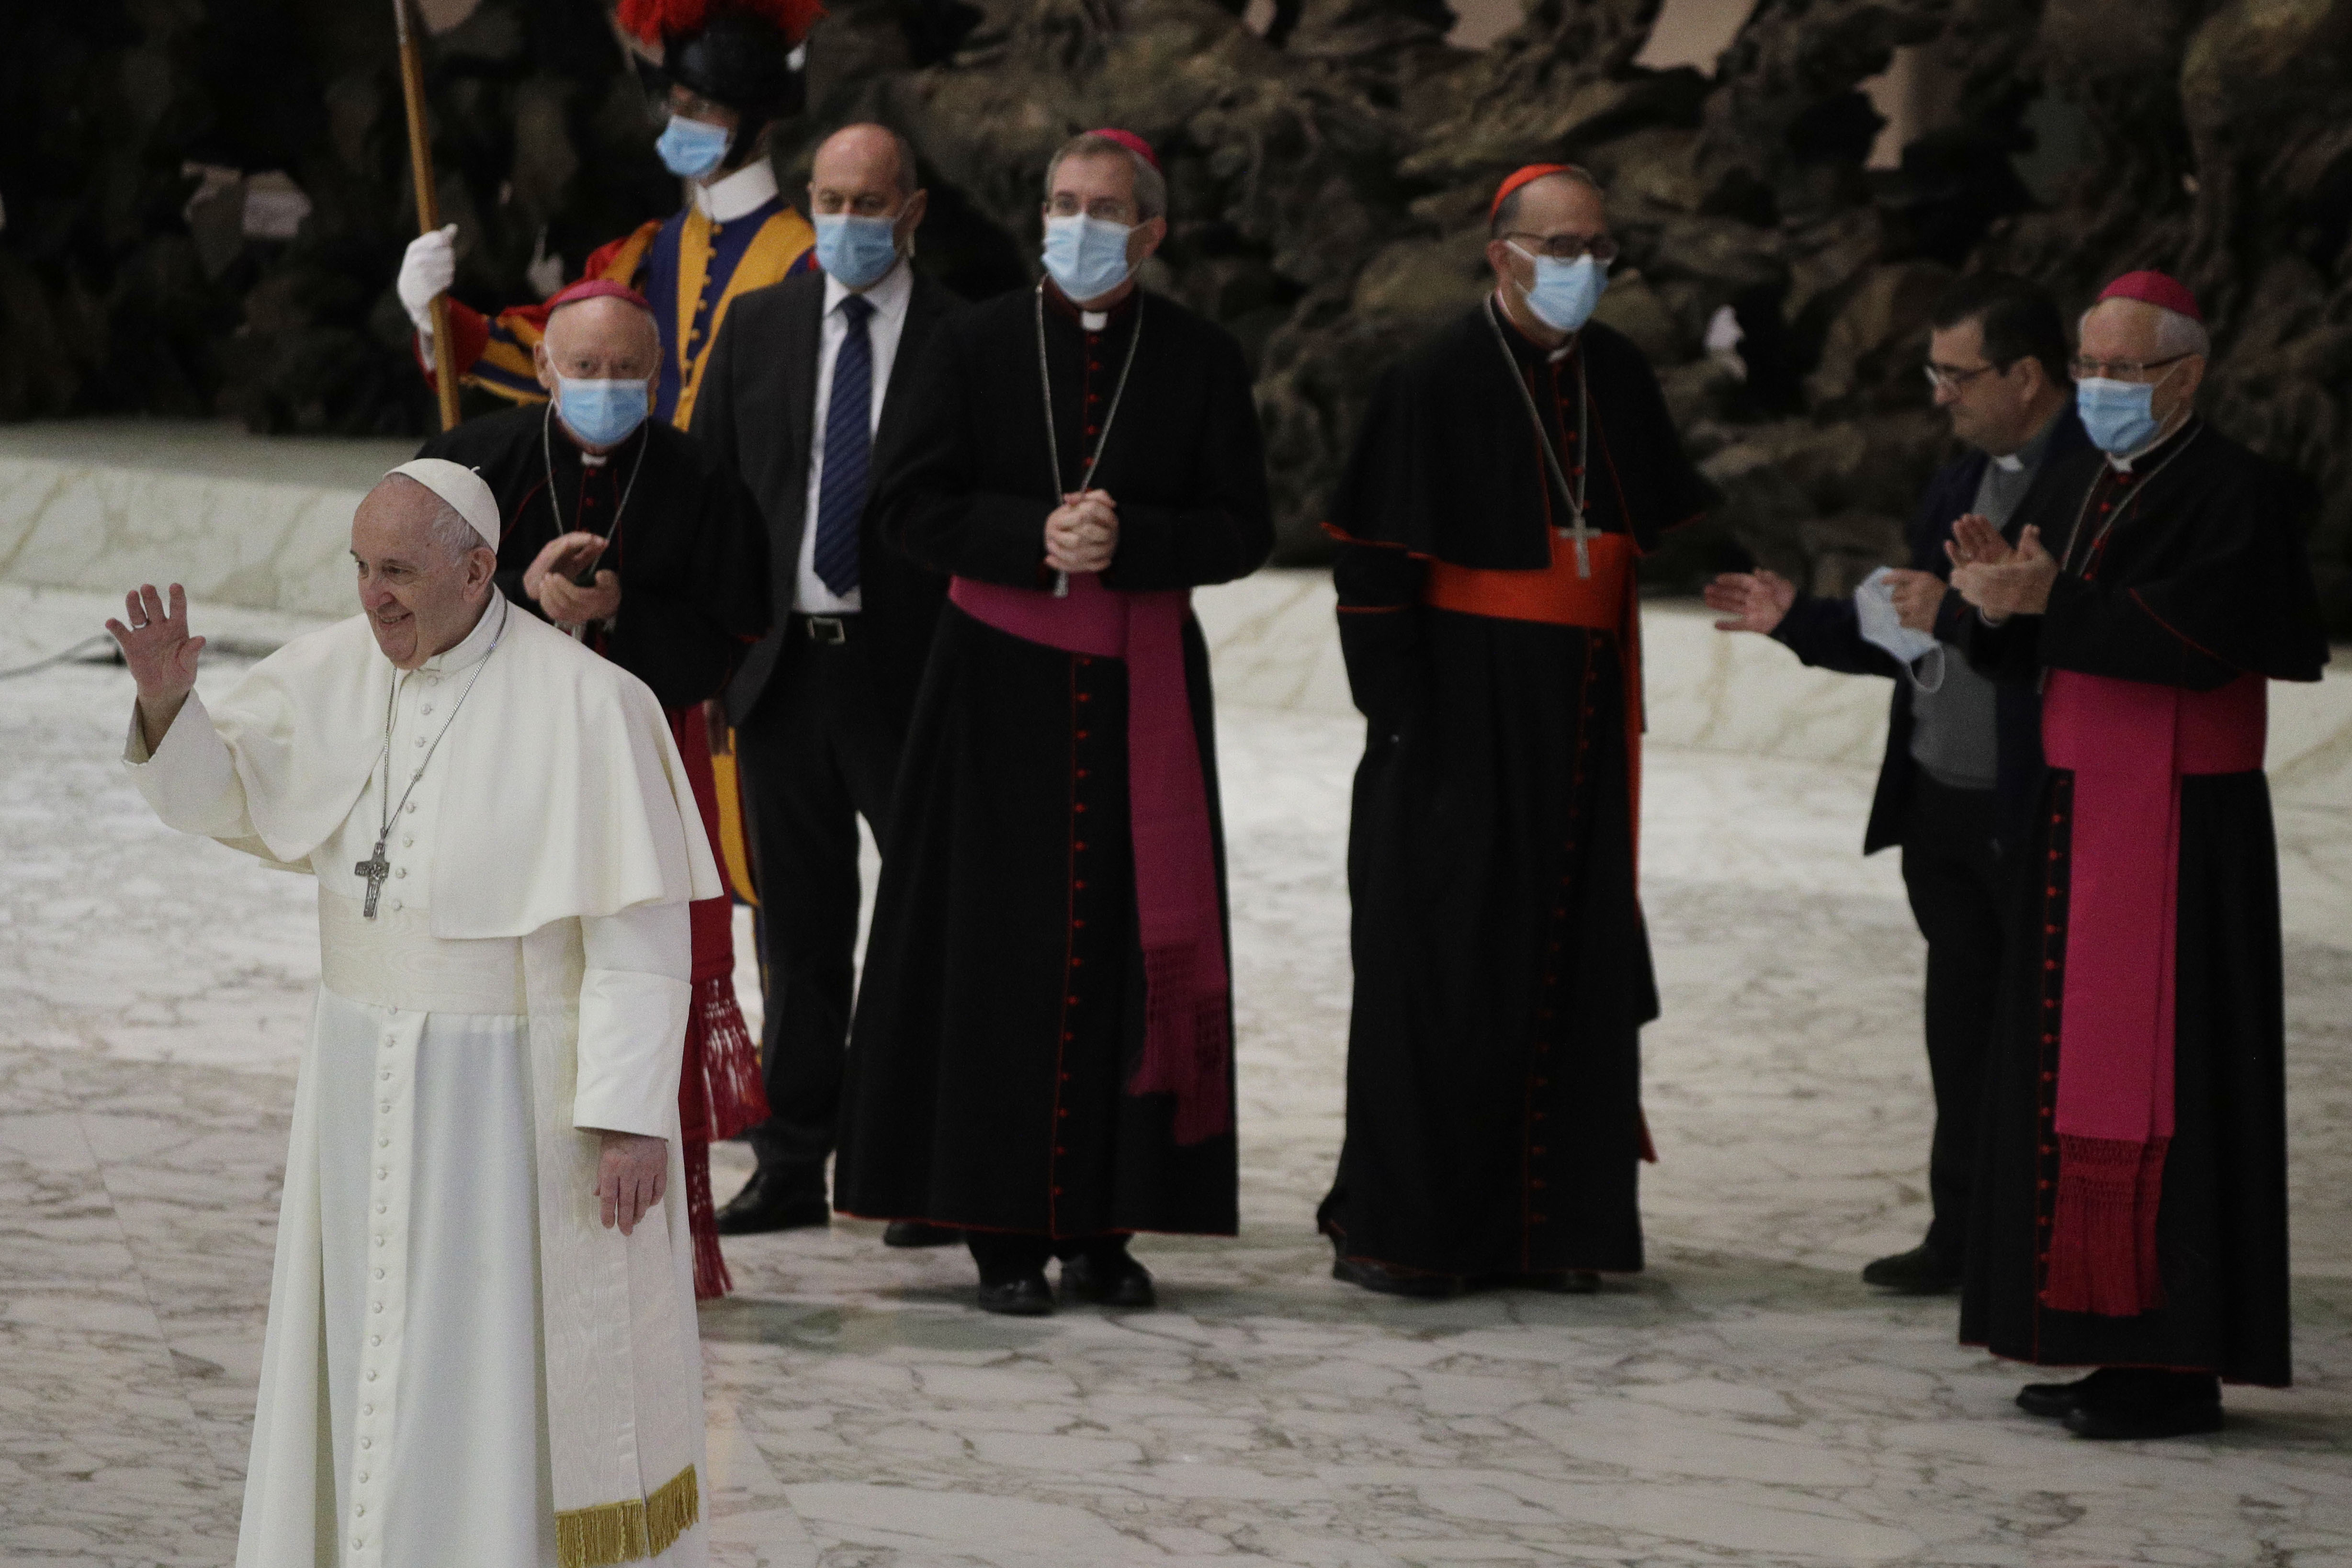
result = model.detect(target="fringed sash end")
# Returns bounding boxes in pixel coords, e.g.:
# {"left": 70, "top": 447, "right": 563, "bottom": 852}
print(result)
{"left": 2040, "top": 1134, "right": 2168, "bottom": 1316}
{"left": 555, "top": 1464, "right": 701, "bottom": 1568}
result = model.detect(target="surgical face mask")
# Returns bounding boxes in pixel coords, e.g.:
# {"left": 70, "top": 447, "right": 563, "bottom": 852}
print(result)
{"left": 1854, "top": 565, "right": 1942, "bottom": 674}
{"left": 2075, "top": 371, "right": 2173, "bottom": 456}
{"left": 814, "top": 213, "right": 901, "bottom": 290}
{"left": 1042, "top": 214, "right": 1135, "bottom": 304}
{"left": 1510, "top": 247, "right": 1609, "bottom": 334}
{"left": 555, "top": 375, "right": 651, "bottom": 449}
{"left": 656, "top": 114, "right": 731, "bottom": 181}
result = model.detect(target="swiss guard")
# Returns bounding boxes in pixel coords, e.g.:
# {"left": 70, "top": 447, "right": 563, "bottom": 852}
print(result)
{"left": 395, "top": 0, "right": 824, "bottom": 434}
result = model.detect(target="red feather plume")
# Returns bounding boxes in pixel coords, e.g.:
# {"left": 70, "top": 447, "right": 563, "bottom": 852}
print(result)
{"left": 617, "top": 0, "right": 825, "bottom": 48}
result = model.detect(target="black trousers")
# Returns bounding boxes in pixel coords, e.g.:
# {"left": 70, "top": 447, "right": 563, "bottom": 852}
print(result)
{"left": 1898, "top": 773, "right": 2005, "bottom": 1261}
{"left": 734, "top": 618, "right": 905, "bottom": 1194}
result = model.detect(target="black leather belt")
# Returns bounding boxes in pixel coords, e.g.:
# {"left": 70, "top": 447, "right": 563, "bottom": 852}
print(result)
{"left": 798, "top": 614, "right": 854, "bottom": 644}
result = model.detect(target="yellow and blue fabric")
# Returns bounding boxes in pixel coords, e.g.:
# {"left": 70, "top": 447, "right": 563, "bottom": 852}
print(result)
{"left": 437, "top": 198, "right": 817, "bottom": 435}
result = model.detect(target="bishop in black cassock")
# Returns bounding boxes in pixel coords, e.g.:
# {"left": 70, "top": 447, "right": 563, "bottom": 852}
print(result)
{"left": 1317, "top": 165, "right": 1712, "bottom": 1297}
{"left": 1951, "top": 272, "right": 2329, "bottom": 1440}
{"left": 836, "top": 130, "right": 1271, "bottom": 1315}
{"left": 415, "top": 280, "right": 771, "bottom": 1300}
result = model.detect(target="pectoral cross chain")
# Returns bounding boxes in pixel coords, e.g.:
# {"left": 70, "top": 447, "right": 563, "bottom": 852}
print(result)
{"left": 356, "top": 841, "right": 391, "bottom": 919}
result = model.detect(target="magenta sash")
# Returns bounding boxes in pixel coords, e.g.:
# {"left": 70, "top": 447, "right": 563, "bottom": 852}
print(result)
{"left": 949, "top": 572, "right": 1232, "bottom": 1144}
{"left": 2038, "top": 669, "right": 2265, "bottom": 1315}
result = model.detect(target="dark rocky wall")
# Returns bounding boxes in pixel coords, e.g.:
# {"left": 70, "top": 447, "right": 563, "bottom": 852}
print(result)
{"left": 2, "top": 0, "right": 2346, "bottom": 632}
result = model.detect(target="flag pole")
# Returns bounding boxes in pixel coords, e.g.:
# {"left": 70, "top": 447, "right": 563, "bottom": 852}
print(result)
{"left": 394, "top": 0, "right": 463, "bottom": 431}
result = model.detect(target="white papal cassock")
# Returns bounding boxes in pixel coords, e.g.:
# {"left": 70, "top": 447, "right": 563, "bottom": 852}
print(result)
{"left": 125, "top": 594, "right": 722, "bottom": 1568}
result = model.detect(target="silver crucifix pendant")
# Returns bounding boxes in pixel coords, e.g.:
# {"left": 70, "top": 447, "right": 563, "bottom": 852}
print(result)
{"left": 356, "top": 841, "right": 391, "bottom": 918}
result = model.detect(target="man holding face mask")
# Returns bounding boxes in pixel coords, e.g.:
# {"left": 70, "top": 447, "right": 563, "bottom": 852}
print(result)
{"left": 1706, "top": 272, "right": 2084, "bottom": 1297}
{"left": 416, "top": 279, "right": 772, "bottom": 1299}
{"left": 832, "top": 129, "right": 1271, "bottom": 1316}
{"left": 396, "top": 0, "right": 822, "bottom": 432}
{"left": 692, "top": 123, "right": 961, "bottom": 1244}
{"left": 1316, "top": 164, "right": 1712, "bottom": 1299}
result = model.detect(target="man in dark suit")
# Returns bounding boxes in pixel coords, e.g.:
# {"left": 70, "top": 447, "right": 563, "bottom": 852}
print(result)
{"left": 1705, "top": 272, "right": 2085, "bottom": 1293}
{"left": 693, "top": 122, "right": 960, "bottom": 1240}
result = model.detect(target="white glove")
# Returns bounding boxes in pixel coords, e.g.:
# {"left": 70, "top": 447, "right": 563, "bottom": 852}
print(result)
{"left": 397, "top": 224, "right": 458, "bottom": 338}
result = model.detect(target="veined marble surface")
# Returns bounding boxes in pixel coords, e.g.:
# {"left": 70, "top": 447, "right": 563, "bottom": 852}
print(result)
{"left": 2, "top": 583, "right": 2349, "bottom": 1567}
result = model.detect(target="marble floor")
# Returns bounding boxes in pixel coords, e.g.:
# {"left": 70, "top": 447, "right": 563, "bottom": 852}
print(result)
{"left": 3, "top": 585, "right": 2350, "bottom": 1567}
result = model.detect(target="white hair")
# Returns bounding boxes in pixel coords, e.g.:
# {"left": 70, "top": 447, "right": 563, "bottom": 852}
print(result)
{"left": 423, "top": 499, "right": 486, "bottom": 566}
{"left": 2079, "top": 300, "right": 2210, "bottom": 359}
{"left": 1044, "top": 133, "right": 1166, "bottom": 221}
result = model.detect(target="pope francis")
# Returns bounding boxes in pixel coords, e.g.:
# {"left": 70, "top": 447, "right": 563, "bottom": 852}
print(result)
{"left": 108, "top": 459, "right": 718, "bottom": 1568}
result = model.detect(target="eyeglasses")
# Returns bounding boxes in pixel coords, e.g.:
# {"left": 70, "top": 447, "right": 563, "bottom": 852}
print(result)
{"left": 2069, "top": 352, "right": 2190, "bottom": 381}
{"left": 1503, "top": 231, "right": 1620, "bottom": 264}
{"left": 1922, "top": 361, "right": 2004, "bottom": 392}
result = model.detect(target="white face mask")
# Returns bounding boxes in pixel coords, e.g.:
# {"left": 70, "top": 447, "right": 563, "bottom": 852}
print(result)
{"left": 1508, "top": 246, "right": 1609, "bottom": 333}
{"left": 1042, "top": 214, "right": 1136, "bottom": 303}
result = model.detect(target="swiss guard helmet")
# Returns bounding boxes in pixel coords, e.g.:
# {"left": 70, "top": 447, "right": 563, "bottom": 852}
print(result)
{"left": 619, "top": 0, "right": 826, "bottom": 171}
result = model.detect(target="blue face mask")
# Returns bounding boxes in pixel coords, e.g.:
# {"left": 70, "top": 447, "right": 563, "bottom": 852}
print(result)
{"left": 1511, "top": 248, "right": 1609, "bottom": 333}
{"left": 2076, "top": 374, "right": 2171, "bottom": 456}
{"left": 1042, "top": 214, "right": 1135, "bottom": 304}
{"left": 814, "top": 214, "right": 902, "bottom": 290}
{"left": 656, "top": 114, "right": 731, "bottom": 181}
{"left": 555, "top": 376, "right": 651, "bottom": 449}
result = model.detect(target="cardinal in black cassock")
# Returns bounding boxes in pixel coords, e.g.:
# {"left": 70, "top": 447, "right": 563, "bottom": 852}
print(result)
{"left": 415, "top": 279, "right": 772, "bottom": 1299}
{"left": 835, "top": 129, "right": 1271, "bottom": 1316}
{"left": 1317, "top": 165, "right": 1713, "bottom": 1297}
{"left": 1951, "top": 271, "right": 2329, "bottom": 1440}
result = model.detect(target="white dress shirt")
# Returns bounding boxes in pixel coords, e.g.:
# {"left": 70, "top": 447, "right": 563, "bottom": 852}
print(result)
{"left": 795, "top": 258, "right": 915, "bottom": 614}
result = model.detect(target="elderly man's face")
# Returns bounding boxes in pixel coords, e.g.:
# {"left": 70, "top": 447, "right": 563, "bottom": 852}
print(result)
{"left": 351, "top": 478, "right": 497, "bottom": 670}
{"left": 1485, "top": 176, "right": 1612, "bottom": 300}
{"left": 535, "top": 295, "right": 662, "bottom": 386}
{"left": 2076, "top": 297, "right": 2204, "bottom": 428}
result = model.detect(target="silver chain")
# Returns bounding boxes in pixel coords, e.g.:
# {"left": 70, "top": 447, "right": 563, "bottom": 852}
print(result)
{"left": 1484, "top": 296, "right": 1593, "bottom": 577}
{"left": 360, "top": 595, "right": 508, "bottom": 916}
{"left": 1035, "top": 282, "right": 1145, "bottom": 595}
{"left": 540, "top": 403, "right": 648, "bottom": 637}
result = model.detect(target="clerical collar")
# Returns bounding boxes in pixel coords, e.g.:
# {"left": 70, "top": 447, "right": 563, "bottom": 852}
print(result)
{"left": 2107, "top": 413, "right": 2199, "bottom": 474}
{"left": 1990, "top": 407, "right": 2064, "bottom": 474}
{"left": 418, "top": 591, "right": 507, "bottom": 675}
{"left": 692, "top": 160, "right": 780, "bottom": 223}
{"left": 1043, "top": 277, "right": 1139, "bottom": 332}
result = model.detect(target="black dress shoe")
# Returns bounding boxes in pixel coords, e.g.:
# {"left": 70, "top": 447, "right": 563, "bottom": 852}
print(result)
{"left": 2063, "top": 1399, "right": 2225, "bottom": 1440}
{"left": 2016, "top": 1376, "right": 2097, "bottom": 1418}
{"left": 882, "top": 1221, "right": 963, "bottom": 1249}
{"left": 1860, "top": 1243, "right": 1962, "bottom": 1294}
{"left": 1061, "top": 1250, "right": 1157, "bottom": 1309}
{"left": 975, "top": 1272, "right": 1055, "bottom": 1316}
{"left": 1333, "top": 1256, "right": 1462, "bottom": 1299}
{"left": 713, "top": 1170, "right": 831, "bottom": 1236}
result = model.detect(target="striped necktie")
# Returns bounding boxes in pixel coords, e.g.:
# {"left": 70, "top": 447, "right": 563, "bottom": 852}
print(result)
{"left": 812, "top": 293, "right": 874, "bottom": 597}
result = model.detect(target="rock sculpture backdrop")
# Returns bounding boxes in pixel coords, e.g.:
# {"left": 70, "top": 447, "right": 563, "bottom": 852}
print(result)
{"left": 2, "top": 0, "right": 2347, "bottom": 630}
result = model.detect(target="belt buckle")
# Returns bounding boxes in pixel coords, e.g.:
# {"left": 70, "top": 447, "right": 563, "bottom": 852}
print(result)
{"left": 805, "top": 615, "right": 848, "bottom": 645}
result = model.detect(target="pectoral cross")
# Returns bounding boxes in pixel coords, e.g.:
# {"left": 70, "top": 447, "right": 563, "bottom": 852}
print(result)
{"left": 356, "top": 840, "right": 391, "bottom": 919}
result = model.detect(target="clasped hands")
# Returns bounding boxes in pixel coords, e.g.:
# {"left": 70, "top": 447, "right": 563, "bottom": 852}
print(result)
{"left": 1045, "top": 489, "right": 1119, "bottom": 576}
{"left": 524, "top": 531, "right": 621, "bottom": 627}
{"left": 1945, "top": 513, "right": 2057, "bottom": 621}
